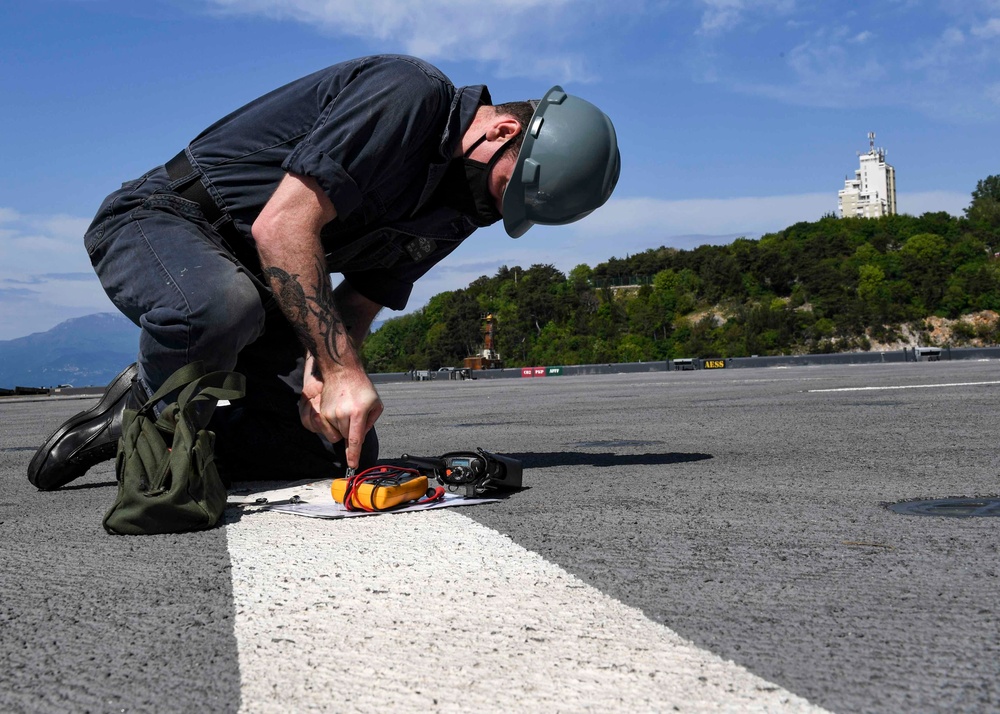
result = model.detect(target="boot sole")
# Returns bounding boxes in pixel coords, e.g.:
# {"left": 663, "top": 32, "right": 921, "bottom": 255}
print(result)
{"left": 27, "top": 364, "right": 138, "bottom": 490}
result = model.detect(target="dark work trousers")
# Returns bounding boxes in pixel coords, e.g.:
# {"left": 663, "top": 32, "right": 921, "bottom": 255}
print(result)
{"left": 84, "top": 166, "right": 377, "bottom": 482}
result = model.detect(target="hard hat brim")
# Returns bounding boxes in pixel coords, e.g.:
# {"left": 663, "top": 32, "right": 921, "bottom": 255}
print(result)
{"left": 502, "top": 87, "right": 561, "bottom": 238}
{"left": 501, "top": 85, "right": 620, "bottom": 239}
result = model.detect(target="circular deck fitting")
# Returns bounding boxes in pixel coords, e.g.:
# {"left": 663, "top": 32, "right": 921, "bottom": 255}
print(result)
{"left": 886, "top": 497, "right": 1000, "bottom": 518}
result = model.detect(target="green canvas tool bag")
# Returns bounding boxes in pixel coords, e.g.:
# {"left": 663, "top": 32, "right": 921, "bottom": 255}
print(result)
{"left": 103, "top": 362, "right": 245, "bottom": 536}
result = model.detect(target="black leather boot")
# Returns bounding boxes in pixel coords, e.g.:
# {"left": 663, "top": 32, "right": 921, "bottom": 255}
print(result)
{"left": 27, "top": 363, "right": 143, "bottom": 491}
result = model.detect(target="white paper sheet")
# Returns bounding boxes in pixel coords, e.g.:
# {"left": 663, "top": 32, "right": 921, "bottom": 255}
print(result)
{"left": 228, "top": 479, "right": 499, "bottom": 519}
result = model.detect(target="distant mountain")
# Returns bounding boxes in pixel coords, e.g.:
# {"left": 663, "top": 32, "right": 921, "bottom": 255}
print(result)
{"left": 0, "top": 312, "right": 390, "bottom": 389}
{"left": 0, "top": 313, "right": 139, "bottom": 389}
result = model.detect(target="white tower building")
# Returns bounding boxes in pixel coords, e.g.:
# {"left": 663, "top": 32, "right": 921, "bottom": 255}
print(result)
{"left": 838, "top": 132, "right": 897, "bottom": 218}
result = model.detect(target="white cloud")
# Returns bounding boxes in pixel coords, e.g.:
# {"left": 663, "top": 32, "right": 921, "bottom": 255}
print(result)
{"left": 202, "top": 0, "right": 599, "bottom": 82}
{"left": 37, "top": 215, "right": 92, "bottom": 241}
{"left": 908, "top": 26, "right": 965, "bottom": 72}
{"left": 696, "top": 0, "right": 796, "bottom": 36}
{"left": 0, "top": 209, "right": 114, "bottom": 340}
{"left": 896, "top": 190, "right": 970, "bottom": 216}
{"left": 564, "top": 194, "right": 834, "bottom": 238}
{"left": 193, "top": 1, "right": 997, "bottom": 121}
{"left": 971, "top": 17, "right": 1000, "bottom": 37}
{"left": 779, "top": 39, "right": 887, "bottom": 104}
{"left": 986, "top": 82, "right": 1000, "bottom": 105}
{"left": 697, "top": 0, "right": 746, "bottom": 35}
{"left": 687, "top": 3, "right": 1000, "bottom": 122}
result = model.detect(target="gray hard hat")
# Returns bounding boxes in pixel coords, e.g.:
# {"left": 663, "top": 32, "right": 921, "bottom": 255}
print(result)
{"left": 502, "top": 86, "right": 621, "bottom": 239}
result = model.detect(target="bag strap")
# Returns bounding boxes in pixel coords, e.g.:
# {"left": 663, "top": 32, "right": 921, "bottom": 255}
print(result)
{"left": 137, "top": 361, "right": 209, "bottom": 414}
{"left": 174, "top": 371, "right": 246, "bottom": 418}
{"left": 131, "top": 362, "right": 246, "bottom": 434}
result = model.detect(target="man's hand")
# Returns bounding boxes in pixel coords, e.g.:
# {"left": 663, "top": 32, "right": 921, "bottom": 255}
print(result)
{"left": 300, "top": 353, "right": 383, "bottom": 468}
{"left": 253, "top": 172, "right": 385, "bottom": 469}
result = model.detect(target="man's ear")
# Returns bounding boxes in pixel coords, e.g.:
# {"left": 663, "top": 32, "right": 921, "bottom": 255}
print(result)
{"left": 487, "top": 116, "right": 522, "bottom": 142}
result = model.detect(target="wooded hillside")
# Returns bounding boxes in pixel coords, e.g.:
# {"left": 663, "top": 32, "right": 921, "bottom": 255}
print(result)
{"left": 361, "top": 176, "right": 1000, "bottom": 372}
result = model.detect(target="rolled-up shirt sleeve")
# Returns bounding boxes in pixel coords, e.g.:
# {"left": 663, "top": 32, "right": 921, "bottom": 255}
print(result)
{"left": 281, "top": 57, "right": 450, "bottom": 219}
{"left": 283, "top": 141, "right": 363, "bottom": 217}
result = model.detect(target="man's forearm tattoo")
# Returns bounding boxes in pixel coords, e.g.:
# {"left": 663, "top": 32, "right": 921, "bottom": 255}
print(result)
{"left": 307, "top": 257, "right": 345, "bottom": 363}
{"left": 263, "top": 260, "right": 345, "bottom": 365}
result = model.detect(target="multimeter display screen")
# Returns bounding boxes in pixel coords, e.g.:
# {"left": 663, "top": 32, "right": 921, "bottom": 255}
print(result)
{"left": 449, "top": 458, "right": 472, "bottom": 468}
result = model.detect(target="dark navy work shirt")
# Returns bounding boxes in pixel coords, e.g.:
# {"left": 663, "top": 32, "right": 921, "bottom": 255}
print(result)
{"left": 184, "top": 55, "right": 488, "bottom": 310}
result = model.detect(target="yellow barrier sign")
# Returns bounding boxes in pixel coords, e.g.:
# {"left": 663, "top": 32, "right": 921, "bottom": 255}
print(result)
{"left": 703, "top": 359, "right": 726, "bottom": 369}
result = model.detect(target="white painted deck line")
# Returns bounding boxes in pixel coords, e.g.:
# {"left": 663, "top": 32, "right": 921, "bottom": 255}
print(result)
{"left": 227, "top": 508, "right": 826, "bottom": 713}
{"left": 808, "top": 380, "right": 1000, "bottom": 393}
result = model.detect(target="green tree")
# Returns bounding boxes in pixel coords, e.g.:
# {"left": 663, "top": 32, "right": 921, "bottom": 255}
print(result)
{"left": 363, "top": 188, "right": 1000, "bottom": 372}
{"left": 568, "top": 263, "right": 592, "bottom": 288}
{"left": 965, "top": 175, "right": 1000, "bottom": 229}
{"left": 362, "top": 311, "right": 429, "bottom": 372}
{"left": 616, "top": 334, "right": 657, "bottom": 362}
{"left": 857, "top": 263, "right": 890, "bottom": 319}
{"left": 899, "top": 233, "right": 948, "bottom": 312}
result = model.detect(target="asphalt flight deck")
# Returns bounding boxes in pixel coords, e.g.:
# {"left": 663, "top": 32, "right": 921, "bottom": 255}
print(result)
{"left": 2, "top": 362, "right": 998, "bottom": 712}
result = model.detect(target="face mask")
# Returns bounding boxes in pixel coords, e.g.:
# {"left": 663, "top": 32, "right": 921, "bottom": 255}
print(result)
{"left": 435, "top": 134, "right": 507, "bottom": 227}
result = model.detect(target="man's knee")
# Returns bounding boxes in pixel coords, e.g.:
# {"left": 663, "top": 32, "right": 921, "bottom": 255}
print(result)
{"left": 194, "top": 275, "right": 265, "bottom": 353}
{"left": 139, "top": 274, "right": 265, "bottom": 375}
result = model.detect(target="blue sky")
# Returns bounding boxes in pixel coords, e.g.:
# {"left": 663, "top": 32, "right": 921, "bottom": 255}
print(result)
{"left": 1, "top": 0, "right": 998, "bottom": 340}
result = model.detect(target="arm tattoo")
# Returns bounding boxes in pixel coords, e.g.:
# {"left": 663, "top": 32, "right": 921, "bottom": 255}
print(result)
{"left": 305, "top": 257, "right": 345, "bottom": 364}
{"left": 263, "top": 260, "right": 346, "bottom": 366}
